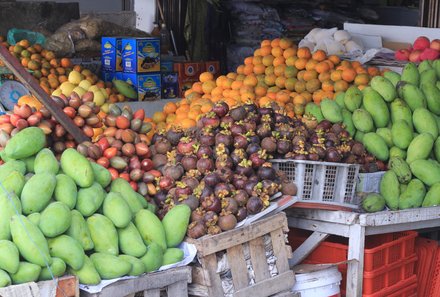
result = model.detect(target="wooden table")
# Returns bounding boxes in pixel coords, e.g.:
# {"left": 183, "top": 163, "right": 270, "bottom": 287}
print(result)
{"left": 285, "top": 206, "right": 440, "bottom": 296}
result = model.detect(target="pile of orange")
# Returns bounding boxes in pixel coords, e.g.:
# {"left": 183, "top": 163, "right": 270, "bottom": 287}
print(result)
{"left": 151, "top": 37, "right": 384, "bottom": 129}
{"left": 0, "top": 38, "right": 101, "bottom": 95}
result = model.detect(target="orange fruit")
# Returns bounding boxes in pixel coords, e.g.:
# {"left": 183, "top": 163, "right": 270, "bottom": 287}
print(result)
{"left": 244, "top": 57, "right": 253, "bottom": 65}
{"left": 285, "top": 78, "right": 297, "bottom": 91}
{"left": 297, "top": 47, "right": 311, "bottom": 59}
{"left": 315, "top": 62, "right": 330, "bottom": 74}
{"left": 297, "top": 70, "right": 306, "bottom": 81}
{"left": 284, "top": 66, "right": 298, "bottom": 78}
{"left": 222, "top": 78, "right": 234, "bottom": 89}
{"left": 274, "top": 64, "right": 286, "bottom": 77}
{"left": 312, "top": 50, "right": 327, "bottom": 62}
{"left": 276, "top": 90, "right": 290, "bottom": 103}
{"left": 318, "top": 72, "right": 331, "bottom": 82}
{"left": 253, "top": 49, "right": 262, "bottom": 56}
{"left": 260, "top": 46, "right": 272, "bottom": 56}
{"left": 303, "top": 70, "right": 318, "bottom": 81}
{"left": 275, "top": 76, "right": 286, "bottom": 88}
{"left": 286, "top": 56, "right": 297, "bottom": 67}
{"left": 262, "top": 55, "right": 275, "bottom": 66}
{"left": 253, "top": 64, "right": 266, "bottom": 75}
{"left": 243, "top": 75, "right": 258, "bottom": 87}
{"left": 279, "top": 38, "right": 293, "bottom": 50}
{"left": 334, "top": 80, "right": 349, "bottom": 92}
{"left": 301, "top": 91, "right": 313, "bottom": 103}
{"left": 283, "top": 47, "right": 297, "bottom": 59}
{"left": 261, "top": 40, "right": 271, "bottom": 47}
{"left": 367, "top": 67, "right": 380, "bottom": 76}
{"left": 305, "top": 59, "right": 318, "bottom": 71}
{"left": 60, "top": 58, "right": 72, "bottom": 68}
{"left": 270, "top": 38, "right": 281, "bottom": 48}
{"left": 264, "top": 74, "right": 276, "bottom": 86}
{"left": 192, "top": 82, "right": 203, "bottom": 94}
{"left": 265, "top": 65, "right": 274, "bottom": 75}
{"left": 181, "top": 118, "right": 196, "bottom": 129}
{"left": 321, "top": 80, "right": 334, "bottom": 92}
{"left": 271, "top": 46, "right": 283, "bottom": 58}
{"left": 354, "top": 73, "right": 370, "bottom": 86}
{"left": 328, "top": 55, "right": 340, "bottom": 65}
{"left": 341, "top": 68, "right": 357, "bottom": 83}
{"left": 236, "top": 65, "right": 245, "bottom": 75}
{"left": 227, "top": 72, "right": 237, "bottom": 80}
{"left": 241, "top": 92, "right": 255, "bottom": 101}
{"left": 211, "top": 86, "right": 224, "bottom": 97}
{"left": 330, "top": 70, "right": 343, "bottom": 82}
{"left": 294, "top": 58, "right": 308, "bottom": 70}
{"left": 273, "top": 56, "right": 285, "bottom": 67}
{"left": 200, "top": 71, "right": 214, "bottom": 82}
{"left": 201, "top": 102, "right": 213, "bottom": 113}
{"left": 236, "top": 74, "right": 246, "bottom": 81}
{"left": 351, "top": 61, "right": 361, "bottom": 69}
{"left": 243, "top": 64, "right": 254, "bottom": 75}
{"left": 294, "top": 81, "right": 306, "bottom": 93}
{"left": 202, "top": 81, "right": 216, "bottom": 94}
{"left": 252, "top": 55, "right": 263, "bottom": 65}
{"left": 231, "top": 80, "right": 243, "bottom": 90}
{"left": 152, "top": 111, "right": 167, "bottom": 124}
{"left": 293, "top": 95, "right": 306, "bottom": 105}
{"left": 259, "top": 96, "right": 272, "bottom": 107}
{"left": 306, "top": 79, "right": 321, "bottom": 93}
{"left": 255, "top": 85, "right": 267, "bottom": 97}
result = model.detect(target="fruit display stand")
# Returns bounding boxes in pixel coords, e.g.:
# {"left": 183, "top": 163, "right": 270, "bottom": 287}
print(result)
{"left": 0, "top": 275, "right": 79, "bottom": 297}
{"left": 187, "top": 212, "right": 295, "bottom": 297}
{"left": 80, "top": 266, "right": 192, "bottom": 297}
{"left": 115, "top": 99, "right": 180, "bottom": 118}
{"left": 285, "top": 206, "right": 440, "bottom": 296}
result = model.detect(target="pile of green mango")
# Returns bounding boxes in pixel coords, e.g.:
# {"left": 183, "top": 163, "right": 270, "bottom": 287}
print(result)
{"left": 0, "top": 127, "right": 191, "bottom": 287}
{"left": 305, "top": 60, "right": 440, "bottom": 212}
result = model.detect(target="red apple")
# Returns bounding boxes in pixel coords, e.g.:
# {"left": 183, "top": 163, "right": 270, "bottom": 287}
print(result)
{"left": 409, "top": 50, "right": 422, "bottom": 62}
{"left": 420, "top": 47, "right": 440, "bottom": 61}
{"left": 413, "top": 36, "right": 431, "bottom": 51}
{"left": 430, "top": 39, "right": 440, "bottom": 51}
{"left": 395, "top": 49, "right": 410, "bottom": 61}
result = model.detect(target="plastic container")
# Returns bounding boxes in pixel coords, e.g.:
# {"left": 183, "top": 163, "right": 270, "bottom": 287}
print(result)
{"left": 427, "top": 246, "right": 440, "bottom": 297}
{"left": 414, "top": 237, "right": 438, "bottom": 297}
{"left": 271, "top": 159, "right": 360, "bottom": 209}
{"left": 363, "top": 275, "right": 418, "bottom": 297}
{"left": 292, "top": 266, "right": 342, "bottom": 297}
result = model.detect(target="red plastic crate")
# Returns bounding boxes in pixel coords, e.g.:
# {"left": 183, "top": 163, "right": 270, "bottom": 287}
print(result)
{"left": 427, "top": 247, "right": 440, "bottom": 297}
{"left": 415, "top": 237, "right": 438, "bottom": 297}
{"left": 364, "top": 275, "right": 418, "bottom": 297}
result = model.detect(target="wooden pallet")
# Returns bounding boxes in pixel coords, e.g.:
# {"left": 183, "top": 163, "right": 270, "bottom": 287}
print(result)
{"left": 187, "top": 212, "right": 295, "bottom": 297}
{"left": 0, "top": 275, "right": 79, "bottom": 297}
{"left": 80, "top": 266, "right": 192, "bottom": 297}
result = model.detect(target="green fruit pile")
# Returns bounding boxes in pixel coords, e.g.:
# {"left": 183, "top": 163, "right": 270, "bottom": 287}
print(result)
{"left": 0, "top": 127, "right": 191, "bottom": 287}
{"left": 305, "top": 60, "right": 440, "bottom": 212}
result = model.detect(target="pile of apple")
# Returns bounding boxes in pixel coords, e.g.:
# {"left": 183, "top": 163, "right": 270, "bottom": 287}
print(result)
{"left": 395, "top": 36, "right": 440, "bottom": 62}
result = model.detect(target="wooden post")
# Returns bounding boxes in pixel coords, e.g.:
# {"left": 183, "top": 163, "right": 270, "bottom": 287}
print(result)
{"left": 0, "top": 44, "right": 89, "bottom": 143}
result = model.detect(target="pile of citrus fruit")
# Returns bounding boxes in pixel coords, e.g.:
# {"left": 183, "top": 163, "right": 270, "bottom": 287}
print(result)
{"left": 152, "top": 37, "right": 385, "bottom": 130}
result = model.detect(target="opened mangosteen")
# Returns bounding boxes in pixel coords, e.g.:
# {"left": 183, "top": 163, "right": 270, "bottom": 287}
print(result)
{"left": 204, "top": 210, "right": 219, "bottom": 226}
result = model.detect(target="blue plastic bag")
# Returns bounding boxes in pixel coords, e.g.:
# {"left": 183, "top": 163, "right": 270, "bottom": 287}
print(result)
{"left": 7, "top": 29, "right": 46, "bottom": 46}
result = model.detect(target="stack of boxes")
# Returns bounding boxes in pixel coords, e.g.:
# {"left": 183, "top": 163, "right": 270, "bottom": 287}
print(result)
{"left": 101, "top": 36, "right": 221, "bottom": 100}
{"left": 101, "top": 37, "right": 162, "bottom": 101}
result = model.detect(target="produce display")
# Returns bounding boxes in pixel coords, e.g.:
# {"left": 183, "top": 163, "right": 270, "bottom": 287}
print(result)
{"left": 395, "top": 36, "right": 440, "bottom": 62}
{"left": 307, "top": 60, "right": 440, "bottom": 212}
{"left": 0, "top": 127, "right": 191, "bottom": 287}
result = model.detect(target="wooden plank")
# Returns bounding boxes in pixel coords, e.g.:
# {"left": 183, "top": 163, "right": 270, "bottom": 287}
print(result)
{"left": 346, "top": 224, "right": 365, "bottom": 297}
{"left": 144, "top": 289, "right": 160, "bottom": 297}
{"left": 249, "top": 237, "right": 270, "bottom": 282}
{"left": 167, "top": 280, "right": 188, "bottom": 297}
{"left": 289, "top": 231, "right": 329, "bottom": 267}
{"left": 0, "top": 44, "right": 89, "bottom": 143}
{"left": 272, "top": 291, "right": 298, "bottom": 297}
{"left": 198, "top": 253, "right": 224, "bottom": 297}
{"left": 233, "top": 271, "right": 295, "bottom": 297}
{"left": 359, "top": 206, "right": 440, "bottom": 227}
{"left": 366, "top": 219, "right": 440, "bottom": 235}
{"left": 226, "top": 244, "right": 249, "bottom": 290}
{"left": 188, "top": 213, "right": 287, "bottom": 256}
{"left": 187, "top": 284, "right": 209, "bottom": 297}
{"left": 270, "top": 228, "right": 290, "bottom": 273}
{"left": 285, "top": 208, "right": 358, "bottom": 224}
{"left": 192, "top": 266, "right": 210, "bottom": 286}
{"left": 287, "top": 217, "right": 351, "bottom": 237}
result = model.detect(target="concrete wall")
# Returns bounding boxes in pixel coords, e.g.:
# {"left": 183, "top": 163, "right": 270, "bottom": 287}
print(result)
{"left": 16, "top": 0, "right": 124, "bottom": 12}
{"left": 134, "top": 0, "right": 156, "bottom": 34}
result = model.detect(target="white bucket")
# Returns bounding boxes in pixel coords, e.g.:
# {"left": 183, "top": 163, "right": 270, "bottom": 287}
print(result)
{"left": 292, "top": 265, "right": 342, "bottom": 297}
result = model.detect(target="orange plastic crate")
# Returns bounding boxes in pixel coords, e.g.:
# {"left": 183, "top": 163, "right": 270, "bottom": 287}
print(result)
{"left": 427, "top": 247, "right": 440, "bottom": 297}
{"left": 415, "top": 237, "right": 438, "bottom": 297}
{"left": 364, "top": 275, "right": 418, "bottom": 297}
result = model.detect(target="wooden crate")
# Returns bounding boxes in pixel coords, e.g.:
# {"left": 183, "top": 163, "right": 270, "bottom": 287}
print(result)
{"left": 80, "top": 266, "right": 192, "bottom": 297}
{"left": 187, "top": 212, "right": 295, "bottom": 297}
{"left": 0, "top": 275, "right": 79, "bottom": 297}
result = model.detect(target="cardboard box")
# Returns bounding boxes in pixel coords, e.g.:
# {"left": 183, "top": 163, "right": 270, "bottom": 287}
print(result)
{"left": 174, "top": 62, "right": 205, "bottom": 81}
{"left": 101, "top": 37, "right": 123, "bottom": 72}
{"left": 101, "top": 71, "right": 115, "bottom": 82}
{"left": 123, "top": 73, "right": 161, "bottom": 101}
{"left": 205, "top": 61, "right": 220, "bottom": 77}
{"left": 161, "top": 59, "right": 174, "bottom": 72}
{"left": 122, "top": 38, "right": 160, "bottom": 73}
{"left": 161, "top": 72, "right": 179, "bottom": 99}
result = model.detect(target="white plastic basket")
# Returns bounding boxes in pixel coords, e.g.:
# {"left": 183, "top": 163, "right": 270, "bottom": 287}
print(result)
{"left": 271, "top": 159, "right": 361, "bottom": 209}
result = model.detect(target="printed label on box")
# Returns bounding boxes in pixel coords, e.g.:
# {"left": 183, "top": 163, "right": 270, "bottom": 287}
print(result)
{"left": 122, "top": 38, "right": 160, "bottom": 73}
{"left": 101, "top": 37, "right": 123, "bottom": 72}
{"left": 101, "top": 71, "right": 115, "bottom": 82}
{"left": 123, "top": 73, "right": 161, "bottom": 101}
{"left": 162, "top": 72, "right": 178, "bottom": 99}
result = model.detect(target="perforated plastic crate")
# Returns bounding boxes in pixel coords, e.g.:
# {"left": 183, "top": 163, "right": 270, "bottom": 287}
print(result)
{"left": 271, "top": 159, "right": 360, "bottom": 209}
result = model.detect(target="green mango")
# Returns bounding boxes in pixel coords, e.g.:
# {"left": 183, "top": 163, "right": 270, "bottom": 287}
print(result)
{"left": 402, "top": 83, "right": 427, "bottom": 111}
{"left": 135, "top": 209, "right": 167, "bottom": 251}
{"left": 418, "top": 60, "right": 433, "bottom": 73}
{"left": 4, "top": 127, "right": 46, "bottom": 159}
{"left": 110, "top": 178, "right": 143, "bottom": 214}
{"left": 87, "top": 214, "right": 119, "bottom": 256}
{"left": 363, "top": 88, "right": 390, "bottom": 128}
{"left": 135, "top": 192, "right": 148, "bottom": 209}
{"left": 433, "top": 59, "right": 440, "bottom": 79}
{"left": 376, "top": 128, "right": 393, "bottom": 148}
{"left": 390, "top": 99, "right": 413, "bottom": 129}
{"left": 389, "top": 147, "right": 407, "bottom": 160}
{"left": 391, "top": 120, "right": 413, "bottom": 150}
{"left": 10, "top": 262, "right": 41, "bottom": 284}
{"left": 1, "top": 170, "right": 25, "bottom": 196}
{"left": 362, "top": 193, "right": 386, "bottom": 213}
{"left": 54, "top": 174, "right": 77, "bottom": 210}
{"left": 34, "top": 148, "right": 59, "bottom": 175}
{"left": 354, "top": 131, "right": 365, "bottom": 143}
{"left": 352, "top": 109, "right": 374, "bottom": 133}
{"left": 119, "top": 255, "right": 145, "bottom": 276}
{"left": 39, "top": 202, "right": 72, "bottom": 238}
{"left": 370, "top": 76, "right": 396, "bottom": 102}
{"left": 334, "top": 91, "right": 346, "bottom": 109}
{"left": 103, "top": 192, "right": 132, "bottom": 228}
{"left": 66, "top": 210, "right": 94, "bottom": 251}
{"left": 22, "top": 155, "right": 35, "bottom": 173}
{"left": 380, "top": 171, "right": 400, "bottom": 210}
{"left": 341, "top": 109, "right": 355, "bottom": 137}
{"left": 389, "top": 157, "right": 412, "bottom": 184}
{"left": 162, "top": 204, "right": 191, "bottom": 248}
{"left": 344, "top": 86, "right": 363, "bottom": 112}
{"left": 69, "top": 256, "right": 101, "bottom": 285}
{"left": 117, "top": 222, "right": 147, "bottom": 257}
{"left": 48, "top": 235, "right": 85, "bottom": 270}
{"left": 434, "top": 137, "right": 440, "bottom": 162}
{"left": 362, "top": 132, "right": 389, "bottom": 161}
{"left": 90, "top": 253, "right": 132, "bottom": 280}
{"left": 320, "top": 98, "right": 343, "bottom": 123}
{"left": 401, "top": 62, "right": 420, "bottom": 86}
{"left": 420, "top": 69, "right": 437, "bottom": 86}
{"left": 0, "top": 240, "right": 19, "bottom": 274}
{"left": 422, "top": 183, "right": 440, "bottom": 207}
{"left": 0, "top": 160, "right": 26, "bottom": 181}
{"left": 21, "top": 172, "right": 56, "bottom": 214}
{"left": 421, "top": 83, "right": 440, "bottom": 116}
{"left": 60, "top": 148, "right": 94, "bottom": 188}
{"left": 406, "top": 133, "right": 435, "bottom": 164}
{"left": 39, "top": 257, "right": 66, "bottom": 281}
{"left": 410, "top": 159, "right": 440, "bottom": 186}
{"left": 0, "top": 269, "right": 11, "bottom": 287}
{"left": 140, "top": 242, "right": 163, "bottom": 273}
{"left": 90, "top": 162, "right": 111, "bottom": 188}
{"left": 0, "top": 192, "right": 21, "bottom": 240}
{"left": 399, "top": 178, "right": 426, "bottom": 209}
{"left": 305, "top": 102, "right": 324, "bottom": 122}
{"left": 162, "top": 248, "right": 184, "bottom": 266}
{"left": 76, "top": 182, "right": 105, "bottom": 217}
{"left": 413, "top": 108, "right": 439, "bottom": 139}
{"left": 27, "top": 213, "right": 40, "bottom": 226}
{"left": 11, "top": 215, "right": 51, "bottom": 267}
{"left": 383, "top": 71, "right": 401, "bottom": 87}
